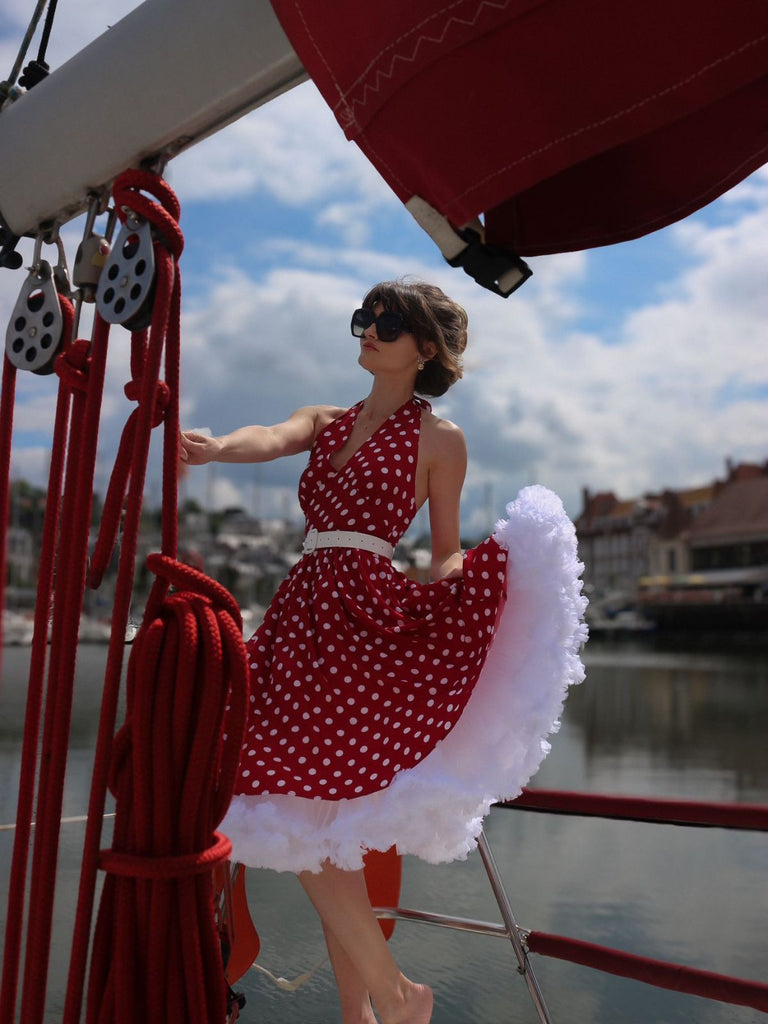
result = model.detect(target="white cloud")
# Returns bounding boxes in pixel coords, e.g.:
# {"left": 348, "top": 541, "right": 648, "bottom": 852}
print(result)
{"left": 169, "top": 83, "right": 395, "bottom": 216}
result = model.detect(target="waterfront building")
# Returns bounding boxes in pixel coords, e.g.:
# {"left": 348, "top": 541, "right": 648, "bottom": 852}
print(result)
{"left": 575, "top": 490, "right": 666, "bottom": 598}
{"left": 577, "top": 459, "right": 768, "bottom": 627}
{"left": 688, "top": 464, "right": 768, "bottom": 573}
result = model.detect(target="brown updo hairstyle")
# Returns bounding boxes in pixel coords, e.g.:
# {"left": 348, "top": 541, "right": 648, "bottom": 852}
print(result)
{"left": 361, "top": 279, "right": 468, "bottom": 397}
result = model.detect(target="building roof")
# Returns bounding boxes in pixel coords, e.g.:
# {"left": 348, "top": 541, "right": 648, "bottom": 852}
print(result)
{"left": 689, "top": 477, "right": 768, "bottom": 544}
{"left": 676, "top": 485, "right": 716, "bottom": 508}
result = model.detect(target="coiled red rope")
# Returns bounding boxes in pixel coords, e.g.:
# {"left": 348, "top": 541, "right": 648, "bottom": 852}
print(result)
{"left": 86, "top": 556, "right": 248, "bottom": 1024}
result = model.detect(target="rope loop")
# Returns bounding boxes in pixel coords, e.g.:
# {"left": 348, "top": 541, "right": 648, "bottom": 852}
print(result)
{"left": 112, "top": 169, "right": 184, "bottom": 258}
{"left": 99, "top": 832, "right": 232, "bottom": 881}
{"left": 146, "top": 552, "right": 243, "bottom": 628}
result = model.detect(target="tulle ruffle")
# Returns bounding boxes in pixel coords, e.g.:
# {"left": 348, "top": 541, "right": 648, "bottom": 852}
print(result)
{"left": 222, "top": 485, "right": 588, "bottom": 872}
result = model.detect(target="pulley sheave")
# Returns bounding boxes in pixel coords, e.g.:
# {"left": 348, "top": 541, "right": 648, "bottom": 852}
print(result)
{"left": 96, "top": 215, "right": 155, "bottom": 328}
{"left": 5, "top": 260, "right": 64, "bottom": 374}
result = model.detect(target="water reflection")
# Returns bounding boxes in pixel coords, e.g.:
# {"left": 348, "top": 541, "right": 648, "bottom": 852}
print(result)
{"left": 1, "top": 636, "right": 766, "bottom": 1023}
{"left": 561, "top": 638, "right": 768, "bottom": 801}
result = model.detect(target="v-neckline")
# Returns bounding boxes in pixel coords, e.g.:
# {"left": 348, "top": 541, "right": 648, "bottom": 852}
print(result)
{"left": 328, "top": 398, "right": 412, "bottom": 474}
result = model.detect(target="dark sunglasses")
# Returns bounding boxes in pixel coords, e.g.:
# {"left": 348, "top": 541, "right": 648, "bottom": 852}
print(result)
{"left": 350, "top": 308, "right": 408, "bottom": 343}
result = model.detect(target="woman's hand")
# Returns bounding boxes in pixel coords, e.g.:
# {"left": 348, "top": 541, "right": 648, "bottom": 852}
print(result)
{"left": 441, "top": 562, "right": 464, "bottom": 580}
{"left": 179, "top": 430, "right": 223, "bottom": 465}
{"left": 434, "top": 552, "right": 464, "bottom": 580}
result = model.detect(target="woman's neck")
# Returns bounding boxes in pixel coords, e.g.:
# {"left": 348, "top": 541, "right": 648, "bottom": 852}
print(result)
{"left": 360, "top": 379, "right": 415, "bottom": 421}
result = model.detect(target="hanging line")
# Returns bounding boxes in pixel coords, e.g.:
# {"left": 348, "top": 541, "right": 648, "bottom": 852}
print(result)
{"left": 0, "top": 285, "right": 86, "bottom": 1024}
{"left": 14, "top": 314, "right": 110, "bottom": 1024}
{"left": 56, "top": 170, "right": 250, "bottom": 1024}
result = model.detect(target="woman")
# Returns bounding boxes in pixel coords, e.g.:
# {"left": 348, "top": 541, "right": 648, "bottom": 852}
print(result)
{"left": 180, "top": 279, "right": 586, "bottom": 1024}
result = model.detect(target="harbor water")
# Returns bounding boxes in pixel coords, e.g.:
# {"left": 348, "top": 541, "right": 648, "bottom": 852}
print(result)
{"left": 1, "top": 633, "right": 766, "bottom": 1023}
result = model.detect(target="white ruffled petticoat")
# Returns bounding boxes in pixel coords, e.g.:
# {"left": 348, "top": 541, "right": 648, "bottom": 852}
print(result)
{"left": 222, "top": 485, "right": 588, "bottom": 873}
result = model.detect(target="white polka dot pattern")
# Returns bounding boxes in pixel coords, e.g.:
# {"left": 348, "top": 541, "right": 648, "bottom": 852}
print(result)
{"left": 233, "top": 398, "right": 508, "bottom": 800}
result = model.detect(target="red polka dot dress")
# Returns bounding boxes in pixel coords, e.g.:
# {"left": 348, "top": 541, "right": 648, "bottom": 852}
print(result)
{"left": 223, "top": 397, "right": 587, "bottom": 872}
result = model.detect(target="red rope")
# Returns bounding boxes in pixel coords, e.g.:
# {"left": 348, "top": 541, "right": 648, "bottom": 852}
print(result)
{"left": 18, "top": 312, "right": 110, "bottom": 1024}
{"left": 85, "top": 557, "right": 248, "bottom": 1024}
{"left": 64, "top": 171, "right": 183, "bottom": 1022}
{"left": 0, "top": 297, "right": 95, "bottom": 1024}
{"left": 500, "top": 788, "right": 768, "bottom": 831}
{"left": 57, "top": 170, "right": 250, "bottom": 1024}
{"left": 526, "top": 931, "right": 768, "bottom": 1012}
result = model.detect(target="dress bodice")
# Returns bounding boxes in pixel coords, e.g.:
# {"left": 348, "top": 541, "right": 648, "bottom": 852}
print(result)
{"left": 298, "top": 397, "right": 429, "bottom": 546}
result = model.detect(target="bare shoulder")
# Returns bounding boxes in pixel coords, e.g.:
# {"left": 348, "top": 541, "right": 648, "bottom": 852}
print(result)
{"left": 288, "top": 403, "right": 346, "bottom": 428}
{"left": 420, "top": 409, "right": 467, "bottom": 463}
{"left": 313, "top": 404, "right": 348, "bottom": 422}
{"left": 286, "top": 404, "right": 347, "bottom": 435}
{"left": 269, "top": 404, "right": 348, "bottom": 454}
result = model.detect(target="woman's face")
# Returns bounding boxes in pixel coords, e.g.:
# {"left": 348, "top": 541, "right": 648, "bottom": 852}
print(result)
{"left": 357, "top": 302, "right": 434, "bottom": 378}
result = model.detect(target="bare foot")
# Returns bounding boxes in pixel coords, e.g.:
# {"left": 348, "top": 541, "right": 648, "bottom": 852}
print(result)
{"left": 340, "top": 1003, "right": 378, "bottom": 1024}
{"left": 341, "top": 1011, "right": 378, "bottom": 1024}
{"left": 379, "top": 982, "right": 433, "bottom": 1024}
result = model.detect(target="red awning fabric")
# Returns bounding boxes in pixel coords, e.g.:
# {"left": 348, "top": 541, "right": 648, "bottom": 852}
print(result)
{"left": 270, "top": 0, "right": 768, "bottom": 256}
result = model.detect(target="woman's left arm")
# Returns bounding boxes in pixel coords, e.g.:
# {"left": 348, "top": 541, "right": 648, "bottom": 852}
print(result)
{"left": 426, "top": 419, "right": 467, "bottom": 580}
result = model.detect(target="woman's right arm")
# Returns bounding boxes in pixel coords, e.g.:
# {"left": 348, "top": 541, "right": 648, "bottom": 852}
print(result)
{"left": 179, "top": 405, "right": 342, "bottom": 466}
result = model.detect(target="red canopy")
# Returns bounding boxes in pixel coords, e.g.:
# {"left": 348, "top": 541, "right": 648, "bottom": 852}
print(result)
{"left": 271, "top": 0, "right": 768, "bottom": 259}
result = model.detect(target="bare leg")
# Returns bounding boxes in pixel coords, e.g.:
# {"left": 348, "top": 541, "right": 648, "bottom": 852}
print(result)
{"left": 322, "top": 922, "right": 377, "bottom": 1024}
{"left": 299, "top": 862, "right": 433, "bottom": 1024}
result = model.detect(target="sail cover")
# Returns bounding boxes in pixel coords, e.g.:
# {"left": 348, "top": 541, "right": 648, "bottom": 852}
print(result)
{"left": 270, "top": 0, "right": 768, "bottom": 255}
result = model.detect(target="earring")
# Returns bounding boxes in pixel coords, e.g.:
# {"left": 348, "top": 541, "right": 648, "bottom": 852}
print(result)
{"left": 417, "top": 358, "right": 425, "bottom": 371}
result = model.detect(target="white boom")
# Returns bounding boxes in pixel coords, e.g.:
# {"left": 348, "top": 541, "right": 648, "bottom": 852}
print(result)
{"left": 0, "top": 0, "right": 306, "bottom": 238}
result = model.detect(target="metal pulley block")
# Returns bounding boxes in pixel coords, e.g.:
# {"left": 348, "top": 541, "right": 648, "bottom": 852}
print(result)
{"left": 96, "top": 214, "right": 156, "bottom": 328}
{"left": 73, "top": 233, "right": 111, "bottom": 301}
{"left": 5, "top": 260, "right": 64, "bottom": 374}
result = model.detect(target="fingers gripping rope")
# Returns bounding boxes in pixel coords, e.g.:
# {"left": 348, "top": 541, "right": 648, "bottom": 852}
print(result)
{"left": 87, "top": 554, "right": 250, "bottom": 1024}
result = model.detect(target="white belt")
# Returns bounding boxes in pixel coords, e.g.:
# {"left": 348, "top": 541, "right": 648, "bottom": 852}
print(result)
{"left": 302, "top": 526, "right": 394, "bottom": 559}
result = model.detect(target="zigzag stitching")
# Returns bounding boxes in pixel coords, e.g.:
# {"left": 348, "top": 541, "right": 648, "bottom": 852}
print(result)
{"left": 334, "top": 0, "right": 516, "bottom": 123}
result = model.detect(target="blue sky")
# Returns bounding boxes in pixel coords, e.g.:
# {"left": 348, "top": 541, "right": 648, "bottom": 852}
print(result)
{"left": 2, "top": 3, "right": 767, "bottom": 534}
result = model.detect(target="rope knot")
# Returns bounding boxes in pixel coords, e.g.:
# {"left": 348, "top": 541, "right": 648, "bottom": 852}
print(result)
{"left": 54, "top": 338, "right": 91, "bottom": 391}
{"left": 123, "top": 378, "right": 171, "bottom": 427}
